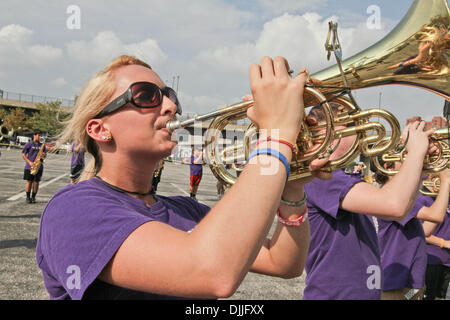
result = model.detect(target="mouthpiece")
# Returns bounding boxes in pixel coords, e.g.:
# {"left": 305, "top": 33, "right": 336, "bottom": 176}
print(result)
{"left": 165, "top": 120, "right": 181, "bottom": 132}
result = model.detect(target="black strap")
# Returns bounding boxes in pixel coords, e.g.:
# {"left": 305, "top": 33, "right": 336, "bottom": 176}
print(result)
{"left": 95, "top": 176, "right": 155, "bottom": 196}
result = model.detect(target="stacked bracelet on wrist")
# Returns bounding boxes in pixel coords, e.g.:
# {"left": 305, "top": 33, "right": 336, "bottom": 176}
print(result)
{"left": 245, "top": 148, "right": 290, "bottom": 181}
{"left": 277, "top": 206, "right": 308, "bottom": 227}
{"left": 256, "top": 136, "right": 298, "bottom": 155}
{"left": 280, "top": 192, "right": 307, "bottom": 207}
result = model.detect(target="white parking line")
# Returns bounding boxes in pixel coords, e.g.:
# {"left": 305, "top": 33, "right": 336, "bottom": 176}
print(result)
{"left": 170, "top": 182, "right": 189, "bottom": 196}
{"left": 7, "top": 173, "right": 68, "bottom": 201}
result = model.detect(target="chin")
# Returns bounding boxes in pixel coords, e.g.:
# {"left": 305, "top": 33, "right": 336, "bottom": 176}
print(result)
{"left": 157, "top": 140, "right": 177, "bottom": 157}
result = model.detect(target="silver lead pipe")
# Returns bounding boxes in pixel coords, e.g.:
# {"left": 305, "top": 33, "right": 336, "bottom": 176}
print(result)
{"left": 165, "top": 100, "right": 253, "bottom": 131}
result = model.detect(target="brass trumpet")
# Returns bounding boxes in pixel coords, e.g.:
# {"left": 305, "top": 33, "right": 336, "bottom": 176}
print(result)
{"left": 166, "top": 0, "right": 450, "bottom": 185}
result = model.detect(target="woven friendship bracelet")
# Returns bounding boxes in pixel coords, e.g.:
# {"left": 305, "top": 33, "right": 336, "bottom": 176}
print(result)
{"left": 280, "top": 192, "right": 307, "bottom": 207}
{"left": 245, "top": 148, "right": 290, "bottom": 182}
{"left": 256, "top": 136, "right": 298, "bottom": 155}
{"left": 276, "top": 206, "right": 308, "bottom": 227}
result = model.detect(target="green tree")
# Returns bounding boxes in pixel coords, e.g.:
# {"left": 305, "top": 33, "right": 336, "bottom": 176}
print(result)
{"left": 28, "top": 101, "right": 71, "bottom": 137}
{"left": 1, "top": 107, "right": 31, "bottom": 135}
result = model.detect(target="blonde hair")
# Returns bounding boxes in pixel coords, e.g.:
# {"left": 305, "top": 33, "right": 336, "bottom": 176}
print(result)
{"left": 57, "top": 55, "right": 152, "bottom": 181}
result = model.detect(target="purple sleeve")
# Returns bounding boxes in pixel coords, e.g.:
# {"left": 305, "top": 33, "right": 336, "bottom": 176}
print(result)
{"left": 37, "top": 190, "right": 154, "bottom": 300}
{"left": 22, "top": 142, "right": 31, "bottom": 155}
{"left": 305, "top": 170, "right": 364, "bottom": 219}
{"left": 397, "top": 194, "right": 434, "bottom": 227}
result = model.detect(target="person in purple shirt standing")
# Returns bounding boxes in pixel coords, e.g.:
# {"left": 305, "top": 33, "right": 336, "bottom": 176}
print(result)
{"left": 22, "top": 130, "right": 46, "bottom": 203}
{"left": 376, "top": 165, "right": 449, "bottom": 300}
{"left": 303, "top": 106, "right": 436, "bottom": 300}
{"left": 70, "top": 141, "right": 86, "bottom": 184}
{"left": 188, "top": 148, "right": 203, "bottom": 200}
{"left": 36, "top": 55, "right": 329, "bottom": 300}
{"left": 422, "top": 179, "right": 450, "bottom": 300}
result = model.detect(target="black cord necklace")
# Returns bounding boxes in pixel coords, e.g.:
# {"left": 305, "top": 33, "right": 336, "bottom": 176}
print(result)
{"left": 95, "top": 175, "right": 155, "bottom": 196}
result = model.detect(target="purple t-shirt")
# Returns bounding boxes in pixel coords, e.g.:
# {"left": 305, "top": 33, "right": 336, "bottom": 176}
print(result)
{"left": 35, "top": 178, "right": 210, "bottom": 300}
{"left": 304, "top": 169, "right": 381, "bottom": 300}
{"left": 71, "top": 143, "right": 85, "bottom": 167}
{"left": 22, "top": 141, "right": 46, "bottom": 170}
{"left": 190, "top": 155, "right": 203, "bottom": 176}
{"left": 377, "top": 194, "right": 432, "bottom": 291}
{"left": 425, "top": 204, "right": 450, "bottom": 267}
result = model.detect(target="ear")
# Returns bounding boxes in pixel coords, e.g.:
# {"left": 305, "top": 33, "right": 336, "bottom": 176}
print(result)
{"left": 86, "top": 119, "right": 112, "bottom": 143}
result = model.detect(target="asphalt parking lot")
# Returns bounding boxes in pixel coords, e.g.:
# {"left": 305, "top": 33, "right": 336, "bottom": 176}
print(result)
{"left": 0, "top": 147, "right": 305, "bottom": 300}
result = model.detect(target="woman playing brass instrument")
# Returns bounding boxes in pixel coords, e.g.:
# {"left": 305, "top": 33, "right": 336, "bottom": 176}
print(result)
{"left": 35, "top": 55, "right": 329, "bottom": 299}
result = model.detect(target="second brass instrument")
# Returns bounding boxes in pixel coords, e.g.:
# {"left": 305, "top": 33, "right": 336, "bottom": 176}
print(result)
{"left": 420, "top": 174, "right": 449, "bottom": 197}
{"left": 372, "top": 127, "right": 450, "bottom": 176}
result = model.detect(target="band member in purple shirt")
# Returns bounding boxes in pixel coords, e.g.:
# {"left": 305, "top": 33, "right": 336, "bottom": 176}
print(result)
{"left": 376, "top": 167, "right": 449, "bottom": 300}
{"left": 422, "top": 176, "right": 450, "bottom": 300}
{"left": 303, "top": 106, "right": 436, "bottom": 300}
{"left": 70, "top": 142, "right": 85, "bottom": 184}
{"left": 36, "top": 55, "right": 328, "bottom": 299}
{"left": 189, "top": 148, "right": 203, "bottom": 199}
{"left": 22, "top": 130, "right": 46, "bottom": 203}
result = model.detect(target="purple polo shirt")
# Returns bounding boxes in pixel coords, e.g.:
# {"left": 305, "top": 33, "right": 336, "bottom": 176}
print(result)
{"left": 190, "top": 155, "right": 203, "bottom": 176}
{"left": 36, "top": 178, "right": 210, "bottom": 300}
{"left": 71, "top": 143, "right": 85, "bottom": 167}
{"left": 22, "top": 141, "right": 46, "bottom": 170}
{"left": 377, "top": 194, "right": 432, "bottom": 291}
{"left": 425, "top": 204, "right": 450, "bottom": 267}
{"left": 304, "top": 170, "right": 381, "bottom": 300}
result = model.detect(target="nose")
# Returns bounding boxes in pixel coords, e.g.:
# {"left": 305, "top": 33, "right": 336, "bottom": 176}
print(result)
{"left": 160, "top": 95, "right": 178, "bottom": 118}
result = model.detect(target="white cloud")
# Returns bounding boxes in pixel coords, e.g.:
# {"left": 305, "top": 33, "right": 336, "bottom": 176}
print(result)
{"left": 196, "top": 12, "right": 390, "bottom": 77}
{"left": 257, "top": 0, "right": 325, "bottom": 15}
{"left": 65, "top": 31, "right": 168, "bottom": 67}
{"left": 177, "top": 91, "right": 227, "bottom": 114}
{"left": 0, "top": 24, "right": 62, "bottom": 67}
{"left": 50, "top": 77, "right": 67, "bottom": 87}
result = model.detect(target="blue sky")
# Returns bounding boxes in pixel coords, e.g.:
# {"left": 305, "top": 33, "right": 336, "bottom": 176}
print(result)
{"left": 0, "top": 0, "right": 448, "bottom": 126}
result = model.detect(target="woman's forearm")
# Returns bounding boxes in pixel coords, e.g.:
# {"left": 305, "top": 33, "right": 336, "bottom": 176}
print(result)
{"left": 190, "top": 146, "right": 296, "bottom": 289}
{"left": 382, "top": 152, "right": 426, "bottom": 216}
{"left": 251, "top": 184, "right": 310, "bottom": 278}
{"left": 426, "top": 234, "right": 450, "bottom": 249}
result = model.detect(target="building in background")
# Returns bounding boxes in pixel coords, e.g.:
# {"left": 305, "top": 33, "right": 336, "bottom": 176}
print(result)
{"left": 406, "top": 116, "right": 448, "bottom": 130}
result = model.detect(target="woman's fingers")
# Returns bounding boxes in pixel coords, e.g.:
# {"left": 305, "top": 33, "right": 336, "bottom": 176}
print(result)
{"left": 260, "top": 56, "right": 275, "bottom": 79}
{"left": 273, "top": 56, "right": 291, "bottom": 80}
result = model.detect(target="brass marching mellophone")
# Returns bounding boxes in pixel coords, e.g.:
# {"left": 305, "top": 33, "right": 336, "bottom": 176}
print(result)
{"left": 372, "top": 127, "right": 449, "bottom": 177}
{"left": 420, "top": 174, "right": 449, "bottom": 197}
{"left": 166, "top": 0, "right": 450, "bottom": 186}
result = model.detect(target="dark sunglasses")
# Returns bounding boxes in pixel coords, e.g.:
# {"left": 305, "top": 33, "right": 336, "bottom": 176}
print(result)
{"left": 95, "top": 81, "right": 182, "bottom": 118}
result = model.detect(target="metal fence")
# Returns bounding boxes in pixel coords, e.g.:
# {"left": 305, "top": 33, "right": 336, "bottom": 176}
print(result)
{"left": 0, "top": 89, "right": 75, "bottom": 107}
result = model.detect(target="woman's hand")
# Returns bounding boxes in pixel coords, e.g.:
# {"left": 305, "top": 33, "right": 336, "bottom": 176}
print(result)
{"left": 405, "top": 121, "right": 435, "bottom": 158}
{"left": 247, "top": 56, "right": 308, "bottom": 144}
